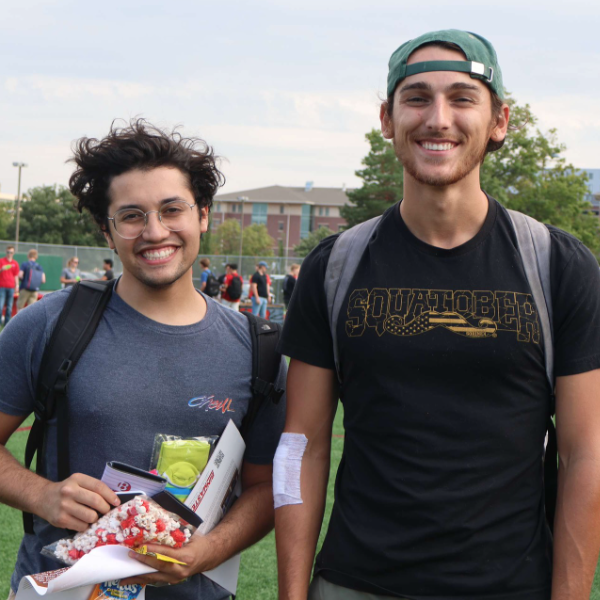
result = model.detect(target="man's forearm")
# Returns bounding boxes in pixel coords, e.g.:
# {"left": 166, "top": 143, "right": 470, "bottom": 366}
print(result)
{"left": 552, "top": 456, "right": 600, "bottom": 600}
{"left": 200, "top": 480, "right": 275, "bottom": 571}
{"left": 275, "top": 444, "right": 331, "bottom": 600}
{"left": 0, "top": 444, "right": 50, "bottom": 515}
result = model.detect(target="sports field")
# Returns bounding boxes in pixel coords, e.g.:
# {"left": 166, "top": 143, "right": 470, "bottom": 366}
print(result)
{"left": 2, "top": 408, "right": 600, "bottom": 599}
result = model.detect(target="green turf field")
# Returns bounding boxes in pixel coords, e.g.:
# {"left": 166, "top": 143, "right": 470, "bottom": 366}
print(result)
{"left": 2, "top": 408, "right": 600, "bottom": 599}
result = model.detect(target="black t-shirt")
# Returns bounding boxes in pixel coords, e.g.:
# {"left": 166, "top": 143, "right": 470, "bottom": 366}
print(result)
{"left": 251, "top": 272, "right": 268, "bottom": 299}
{"left": 278, "top": 198, "right": 600, "bottom": 600}
{"left": 104, "top": 269, "right": 114, "bottom": 281}
{"left": 283, "top": 274, "right": 297, "bottom": 304}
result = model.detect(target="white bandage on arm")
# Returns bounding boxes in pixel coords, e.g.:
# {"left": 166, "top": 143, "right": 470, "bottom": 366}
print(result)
{"left": 273, "top": 432, "right": 308, "bottom": 509}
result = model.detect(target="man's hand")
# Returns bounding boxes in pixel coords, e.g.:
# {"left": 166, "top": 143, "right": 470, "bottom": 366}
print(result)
{"left": 38, "top": 473, "right": 120, "bottom": 532}
{"left": 122, "top": 533, "right": 212, "bottom": 586}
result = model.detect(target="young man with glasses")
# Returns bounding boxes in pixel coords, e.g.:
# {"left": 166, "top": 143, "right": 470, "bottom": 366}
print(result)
{"left": 0, "top": 246, "right": 19, "bottom": 326}
{"left": 276, "top": 30, "right": 600, "bottom": 600}
{"left": 0, "top": 119, "right": 286, "bottom": 600}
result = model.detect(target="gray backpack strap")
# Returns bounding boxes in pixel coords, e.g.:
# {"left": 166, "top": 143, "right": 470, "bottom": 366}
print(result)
{"left": 507, "top": 209, "right": 554, "bottom": 390}
{"left": 324, "top": 215, "right": 382, "bottom": 382}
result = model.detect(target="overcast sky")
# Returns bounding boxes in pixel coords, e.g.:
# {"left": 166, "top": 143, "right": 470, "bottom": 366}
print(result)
{"left": 1, "top": 0, "right": 599, "bottom": 197}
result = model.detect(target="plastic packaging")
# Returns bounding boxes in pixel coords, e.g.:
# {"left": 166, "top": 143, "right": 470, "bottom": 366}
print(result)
{"left": 87, "top": 581, "right": 144, "bottom": 600}
{"left": 41, "top": 495, "right": 194, "bottom": 566}
{"left": 150, "top": 434, "right": 218, "bottom": 501}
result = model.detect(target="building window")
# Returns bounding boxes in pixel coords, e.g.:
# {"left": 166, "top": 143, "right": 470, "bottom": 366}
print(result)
{"left": 252, "top": 203, "right": 268, "bottom": 226}
{"left": 230, "top": 204, "right": 237, "bottom": 213}
{"left": 301, "top": 204, "right": 313, "bottom": 239}
{"left": 280, "top": 205, "right": 285, "bottom": 214}
{"left": 279, "top": 221, "right": 284, "bottom": 231}
{"left": 318, "top": 207, "right": 323, "bottom": 216}
{"left": 325, "top": 207, "right": 330, "bottom": 216}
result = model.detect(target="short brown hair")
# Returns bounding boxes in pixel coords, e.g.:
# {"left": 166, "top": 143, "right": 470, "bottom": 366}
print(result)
{"left": 200, "top": 258, "right": 210, "bottom": 268}
{"left": 27, "top": 249, "right": 38, "bottom": 259}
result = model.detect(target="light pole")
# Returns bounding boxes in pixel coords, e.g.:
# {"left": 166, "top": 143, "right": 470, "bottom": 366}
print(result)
{"left": 237, "top": 196, "right": 248, "bottom": 273}
{"left": 12, "top": 162, "right": 27, "bottom": 251}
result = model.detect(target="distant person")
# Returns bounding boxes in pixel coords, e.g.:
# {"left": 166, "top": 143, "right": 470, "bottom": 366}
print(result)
{"left": 60, "top": 257, "right": 81, "bottom": 287}
{"left": 250, "top": 261, "right": 270, "bottom": 318}
{"left": 199, "top": 257, "right": 219, "bottom": 297}
{"left": 221, "top": 263, "right": 243, "bottom": 311}
{"left": 17, "top": 250, "right": 45, "bottom": 309}
{"left": 101, "top": 259, "right": 114, "bottom": 281}
{"left": 282, "top": 263, "right": 300, "bottom": 309}
{"left": 0, "top": 246, "right": 19, "bottom": 326}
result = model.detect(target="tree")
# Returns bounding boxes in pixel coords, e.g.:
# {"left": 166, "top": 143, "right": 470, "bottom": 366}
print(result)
{"left": 0, "top": 203, "right": 12, "bottom": 240}
{"left": 343, "top": 96, "right": 599, "bottom": 256}
{"left": 480, "top": 96, "right": 599, "bottom": 254}
{"left": 341, "top": 129, "right": 403, "bottom": 228}
{"left": 294, "top": 227, "right": 335, "bottom": 258}
{"left": 213, "top": 219, "right": 241, "bottom": 255}
{"left": 242, "top": 224, "right": 274, "bottom": 257}
{"left": 7, "top": 185, "right": 107, "bottom": 246}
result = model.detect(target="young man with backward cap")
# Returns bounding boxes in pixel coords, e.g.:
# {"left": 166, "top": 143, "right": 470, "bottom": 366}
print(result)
{"left": 0, "top": 119, "right": 286, "bottom": 600}
{"left": 274, "top": 30, "right": 600, "bottom": 600}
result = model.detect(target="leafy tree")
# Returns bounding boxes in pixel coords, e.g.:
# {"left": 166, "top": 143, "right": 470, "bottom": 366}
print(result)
{"left": 341, "top": 129, "right": 403, "bottom": 228}
{"left": 7, "top": 185, "right": 107, "bottom": 246}
{"left": 294, "top": 227, "right": 335, "bottom": 258}
{"left": 0, "top": 203, "right": 13, "bottom": 240}
{"left": 213, "top": 219, "right": 241, "bottom": 255}
{"left": 480, "top": 96, "right": 599, "bottom": 254}
{"left": 343, "top": 96, "right": 599, "bottom": 256}
{"left": 242, "top": 224, "right": 274, "bottom": 257}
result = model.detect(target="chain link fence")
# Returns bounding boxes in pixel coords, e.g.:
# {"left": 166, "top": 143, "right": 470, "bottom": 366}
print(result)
{"left": 0, "top": 240, "right": 304, "bottom": 302}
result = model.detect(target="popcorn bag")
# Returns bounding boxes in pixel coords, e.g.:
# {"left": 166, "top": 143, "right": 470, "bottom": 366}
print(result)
{"left": 41, "top": 495, "right": 195, "bottom": 566}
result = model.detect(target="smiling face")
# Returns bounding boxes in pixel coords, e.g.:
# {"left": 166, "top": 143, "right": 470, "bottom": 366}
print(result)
{"left": 104, "top": 166, "right": 208, "bottom": 292}
{"left": 381, "top": 45, "right": 508, "bottom": 189}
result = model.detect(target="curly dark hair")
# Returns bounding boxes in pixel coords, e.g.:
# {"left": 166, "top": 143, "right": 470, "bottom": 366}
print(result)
{"left": 69, "top": 118, "right": 225, "bottom": 229}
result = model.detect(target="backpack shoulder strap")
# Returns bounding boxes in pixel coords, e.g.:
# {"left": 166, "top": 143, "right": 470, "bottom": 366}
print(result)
{"left": 324, "top": 215, "right": 382, "bottom": 382}
{"left": 23, "top": 279, "right": 113, "bottom": 533}
{"left": 240, "top": 312, "right": 284, "bottom": 438}
{"left": 507, "top": 209, "right": 557, "bottom": 532}
{"left": 507, "top": 209, "right": 554, "bottom": 389}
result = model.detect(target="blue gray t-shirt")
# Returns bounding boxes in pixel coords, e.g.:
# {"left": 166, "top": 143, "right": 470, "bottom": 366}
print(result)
{"left": 0, "top": 283, "right": 287, "bottom": 600}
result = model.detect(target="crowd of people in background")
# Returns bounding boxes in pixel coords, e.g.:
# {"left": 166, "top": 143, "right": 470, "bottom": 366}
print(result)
{"left": 2, "top": 249, "right": 300, "bottom": 327}
{"left": 196, "top": 258, "right": 300, "bottom": 318}
{"left": 0, "top": 250, "right": 115, "bottom": 327}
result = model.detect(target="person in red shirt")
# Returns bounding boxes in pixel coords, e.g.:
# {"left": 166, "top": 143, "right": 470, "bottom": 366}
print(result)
{"left": 220, "top": 263, "right": 243, "bottom": 311}
{"left": 0, "top": 246, "right": 20, "bottom": 326}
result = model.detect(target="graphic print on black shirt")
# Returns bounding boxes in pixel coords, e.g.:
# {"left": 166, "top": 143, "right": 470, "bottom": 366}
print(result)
{"left": 278, "top": 196, "right": 600, "bottom": 600}
{"left": 346, "top": 286, "right": 539, "bottom": 342}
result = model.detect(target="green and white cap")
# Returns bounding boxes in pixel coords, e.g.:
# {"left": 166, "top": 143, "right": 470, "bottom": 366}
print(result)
{"left": 387, "top": 29, "right": 504, "bottom": 99}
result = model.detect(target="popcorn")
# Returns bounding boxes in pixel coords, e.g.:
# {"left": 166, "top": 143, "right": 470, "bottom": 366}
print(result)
{"left": 44, "top": 496, "right": 193, "bottom": 566}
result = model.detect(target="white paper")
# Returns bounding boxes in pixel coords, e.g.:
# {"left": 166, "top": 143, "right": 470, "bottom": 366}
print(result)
{"left": 185, "top": 419, "right": 246, "bottom": 595}
{"left": 15, "top": 546, "right": 155, "bottom": 600}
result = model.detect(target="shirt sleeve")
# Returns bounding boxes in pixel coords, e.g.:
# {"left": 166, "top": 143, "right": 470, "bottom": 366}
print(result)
{"left": 243, "top": 356, "right": 287, "bottom": 464}
{"left": 550, "top": 229, "right": 600, "bottom": 377}
{"left": 277, "top": 236, "right": 338, "bottom": 369}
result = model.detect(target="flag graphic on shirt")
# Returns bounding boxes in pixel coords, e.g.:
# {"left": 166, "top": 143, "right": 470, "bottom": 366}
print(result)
{"left": 385, "top": 311, "right": 497, "bottom": 338}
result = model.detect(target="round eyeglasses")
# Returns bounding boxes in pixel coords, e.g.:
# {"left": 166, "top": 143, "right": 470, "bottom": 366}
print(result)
{"left": 107, "top": 200, "right": 197, "bottom": 239}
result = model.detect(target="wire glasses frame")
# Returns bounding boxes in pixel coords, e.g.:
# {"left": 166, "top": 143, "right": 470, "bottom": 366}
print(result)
{"left": 107, "top": 200, "right": 197, "bottom": 239}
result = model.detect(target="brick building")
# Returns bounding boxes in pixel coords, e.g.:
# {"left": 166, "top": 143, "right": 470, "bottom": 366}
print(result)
{"left": 213, "top": 183, "right": 351, "bottom": 253}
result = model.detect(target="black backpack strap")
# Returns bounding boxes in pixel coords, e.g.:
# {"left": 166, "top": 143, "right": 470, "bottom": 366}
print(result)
{"left": 240, "top": 312, "right": 284, "bottom": 438}
{"left": 23, "top": 280, "right": 113, "bottom": 533}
